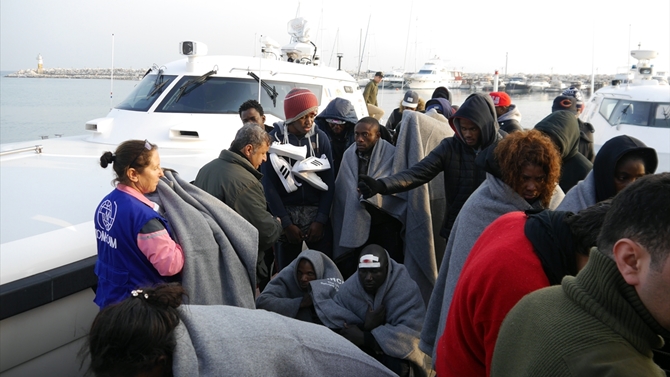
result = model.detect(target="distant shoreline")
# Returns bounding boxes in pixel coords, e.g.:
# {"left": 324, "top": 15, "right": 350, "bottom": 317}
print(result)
{"left": 4, "top": 68, "right": 147, "bottom": 80}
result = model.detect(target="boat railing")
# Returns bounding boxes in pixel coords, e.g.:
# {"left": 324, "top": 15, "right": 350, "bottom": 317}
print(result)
{"left": 0, "top": 145, "right": 43, "bottom": 156}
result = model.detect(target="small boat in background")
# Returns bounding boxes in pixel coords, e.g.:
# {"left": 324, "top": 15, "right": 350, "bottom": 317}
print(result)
{"left": 408, "top": 57, "right": 462, "bottom": 90}
{"left": 505, "top": 76, "right": 532, "bottom": 94}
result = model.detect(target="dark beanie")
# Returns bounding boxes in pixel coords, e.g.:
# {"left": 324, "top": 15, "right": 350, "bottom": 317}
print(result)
{"left": 431, "top": 86, "right": 452, "bottom": 102}
{"left": 284, "top": 88, "right": 319, "bottom": 124}
{"left": 552, "top": 95, "right": 577, "bottom": 114}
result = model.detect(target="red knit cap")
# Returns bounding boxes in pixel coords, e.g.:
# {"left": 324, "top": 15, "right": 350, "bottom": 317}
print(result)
{"left": 489, "top": 92, "right": 511, "bottom": 107}
{"left": 284, "top": 88, "right": 319, "bottom": 124}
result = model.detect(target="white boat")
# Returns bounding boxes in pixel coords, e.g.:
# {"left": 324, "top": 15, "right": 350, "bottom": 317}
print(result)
{"left": 544, "top": 78, "right": 566, "bottom": 92}
{"left": 0, "top": 17, "right": 368, "bottom": 376}
{"left": 383, "top": 70, "right": 408, "bottom": 89}
{"left": 407, "top": 58, "right": 462, "bottom": 90}
{"left": 580, "top": 49, "right": 669, "bottom": 173}
{"left": 529, "top": 81, "right": 550, "bottom": 91}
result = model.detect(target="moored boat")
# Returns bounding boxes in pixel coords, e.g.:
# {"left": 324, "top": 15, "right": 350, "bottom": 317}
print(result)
{"left": 580, "top": 49, "right": 669, "bottom": 173}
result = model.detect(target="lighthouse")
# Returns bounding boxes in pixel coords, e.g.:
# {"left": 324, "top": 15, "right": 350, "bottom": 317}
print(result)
{"left": 37, "top": 53, "right": 43, "bottom": 74}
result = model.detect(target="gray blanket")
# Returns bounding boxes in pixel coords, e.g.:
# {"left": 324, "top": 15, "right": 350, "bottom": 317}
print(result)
{"left": 151, "top": 170, "right": 257, "bottom": 308}
{"left": 313, "top": 254, "right": 430, "bottom": 376}
{"left": 393, "top": 110, "right": 453, "bottom": 306}
{"left": 332, "top": 139, "right": 406, "bottom": 260}
{"left": 173, "top": 305, "right": 396, "bottom": 376}
{"left": 556, "top": 171, "right": 596, "bottom": 213}
{"left": 420, "top": 173, "right": 564, "bottom": 359}
{"left": 256, "top": 249, "right": 343, "bottom": 321}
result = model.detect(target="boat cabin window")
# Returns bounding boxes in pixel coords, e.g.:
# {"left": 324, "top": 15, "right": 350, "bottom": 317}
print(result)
{"left": 652, "top": 104, "right": 670, "bottom": 128}
{"left": 598, "top": 98, "right": 618, "bottom": 120}
{"left": 155, "top": 76, "right": 321, "bottom": 118}
{"left": 600, "top": 98, "right": 669, "bottom": 128}
{"left": 418, "top": 70, "right": 436, "bottom": 75}
{"left": 116, "top": 74, "right": 177, "bottom": 111}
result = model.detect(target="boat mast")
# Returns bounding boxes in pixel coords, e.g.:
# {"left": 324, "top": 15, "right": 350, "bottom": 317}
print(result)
{"left": 402, "top": 0, "right": 414, "bottom": 90}
{"left": 110, "top": 33, "right": 114, "bottom": 110}
{"left": 357, "top": 14, "right": 371, "bottom": 78}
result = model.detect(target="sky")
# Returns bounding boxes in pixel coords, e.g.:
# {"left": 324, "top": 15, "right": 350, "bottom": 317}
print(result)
{"left": 1, "top": 0, "right": 669, "bottom": 76}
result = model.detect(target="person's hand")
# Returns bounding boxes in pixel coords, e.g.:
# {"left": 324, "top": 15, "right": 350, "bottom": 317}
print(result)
{"left": 363, "top": 304, "right": 386, "bottom": 331}
{"left": 284, "top": 224, "right": 303, "bottom": 244}
{"left": 358, "top": 175, "right": 385, "bottom": 199}
{"left": 340, "top": 322, "right": 364, "bottom": 346}
{"left": 299, "top": 293, "right": 313, "bottom": 308}
{"left": 305, "top": 222, "right": 324, "bottom": 243}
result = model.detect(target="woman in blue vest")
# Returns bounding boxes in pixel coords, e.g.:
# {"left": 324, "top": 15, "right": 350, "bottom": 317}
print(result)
{"left": 94, "top": 139, "right": 184, "bottom": 308}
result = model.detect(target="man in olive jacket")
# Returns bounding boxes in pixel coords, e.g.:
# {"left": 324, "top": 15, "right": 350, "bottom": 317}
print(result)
{"left": 194, "top": 123, "right": 283, "bottom": 290}
{"left": 491, "top": 173, "right": 670, "bottom": 377}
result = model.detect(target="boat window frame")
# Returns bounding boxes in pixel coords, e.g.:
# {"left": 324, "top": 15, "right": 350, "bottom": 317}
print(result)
{"left": 154, "top": 76, "right": 322, "bottom": 118}
{"left": 608, "top": 99, "right": 653, "bottom": 127}
{"left": 115, "top": 74, "right": 178, "bottom": 112}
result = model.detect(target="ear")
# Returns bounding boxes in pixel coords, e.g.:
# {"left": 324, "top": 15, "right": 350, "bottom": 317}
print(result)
{"left": 261, "top": 115, "right": 266, "bottom": 124}
{"left": 126, "top": 167, "right": 140, "bottom": 183}
{"left": 612, "top": 238, "right": 646, "bottom": 286}
{"left": 241, "top": 144, "right": 254, "bottom": 158}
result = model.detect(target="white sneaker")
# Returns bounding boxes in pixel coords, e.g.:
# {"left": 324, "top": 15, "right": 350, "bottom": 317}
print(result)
{"left": 269, "top": 142, "right": 307, "bottom": 161}
{"left": 269, "top": 153, "right": 298, "bottom": 193}
{"left": 292, "top": 154, "right": 331, "bottom": 173}
{"left": 294, "top": 170, "right": 328, "bottom": 191}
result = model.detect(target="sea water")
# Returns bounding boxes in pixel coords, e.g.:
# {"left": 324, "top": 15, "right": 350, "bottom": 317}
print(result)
{"left": 1, "top": 72, "right": 557, "bottom": 144}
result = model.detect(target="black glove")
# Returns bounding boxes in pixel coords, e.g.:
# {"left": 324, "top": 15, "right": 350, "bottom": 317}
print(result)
{"left": 358, "top": 175, "right": 386, "bottom": 199}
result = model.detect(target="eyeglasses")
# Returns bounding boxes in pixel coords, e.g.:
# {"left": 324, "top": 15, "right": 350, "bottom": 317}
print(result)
{"left": 130, "top": 139, "right": 153, "bottom": 168}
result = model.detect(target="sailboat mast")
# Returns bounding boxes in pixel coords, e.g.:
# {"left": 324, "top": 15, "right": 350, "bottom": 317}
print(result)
{"left": 357, "top": 14, "right": 371, "bottom": 78}
{"left": 110, "top": 33, "right": 114, "bottom": 110}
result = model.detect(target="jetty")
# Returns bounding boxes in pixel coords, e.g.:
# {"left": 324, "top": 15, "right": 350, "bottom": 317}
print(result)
{"left": 5, "top": 67, "right": 147, "bottom": 80}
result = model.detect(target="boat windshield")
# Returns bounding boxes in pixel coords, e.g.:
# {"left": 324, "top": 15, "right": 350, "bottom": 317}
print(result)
{"left": 601, "top": 98, "right": 670, "bottom": 128}
{"left": 116, "top": 74, "right": 178, "bottom": 111}
{"left": 418, "top": 70, "right": 435, "bottom": 75}
{"left": 155, "top": 76, "right": 321, "bottom": 117}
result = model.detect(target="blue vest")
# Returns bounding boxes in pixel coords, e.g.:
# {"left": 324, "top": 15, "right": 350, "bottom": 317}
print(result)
{"left": 93, "top": 188, "right": 176, "bottom": 308}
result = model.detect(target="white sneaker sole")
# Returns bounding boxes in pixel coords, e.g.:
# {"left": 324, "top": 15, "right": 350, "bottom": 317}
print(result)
{"left": 269, "top": 153, "right": 298, "bottom": 193}
{"left": 269, "top": 142, "right": 307, "bottom": 161}
{"left": 294, "top": 170, "right": 328, "bottom": 191}
{"left": 292, "top": 155, "right": 331, "bottom": 173}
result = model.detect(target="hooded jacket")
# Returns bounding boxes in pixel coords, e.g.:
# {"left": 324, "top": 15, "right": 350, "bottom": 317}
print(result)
{"left": 497, "top": 104, "right": 523, "bottom": 134}
{"left": 534, "top": 110, "right": 592, "bottom": 192}
{"left": 315, "top": 98, "right": 359, "bottom": 176}
{"left": 379, "top": 93, "right": 505, "bottom": 239}
{"left": 261, "top": 123, "right": 335, "bottom": 227}
{"left": 558, "top": 135, "right": 658, "bottom": 213}
{"left": 256, "top": 249, "right": 343, "bottom": 323}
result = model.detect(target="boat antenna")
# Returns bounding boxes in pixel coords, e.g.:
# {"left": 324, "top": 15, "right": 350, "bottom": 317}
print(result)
{"left": 627, "top": 24, "right": 631, "bottom": 69}
{"left": 402, "top": 0, "right": 414, "bottom": 90}
{"left": 590, "top": 29, "right": 595, "bottom": 99}
{"left": 328, "top": 28, "right": 339, "bottom": 67}
{"left": 357, "top": 14, "right": 371, "bottom": 78}
{"left": 258, "top": 35, "right": 263, "bottom": 103}
{"left": 110, "top": 33, "right": 115, "bottom": 111}
{"left": 504, "top": 52, "right": 508, "bottom": 80}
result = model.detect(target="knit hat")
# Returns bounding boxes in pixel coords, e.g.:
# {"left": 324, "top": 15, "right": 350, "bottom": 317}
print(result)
{"left": 284, "top": 88, "right": 319, "bottom": 124}
{"left": 562, "top": 87, "right": 584, "bottom": 110}
{"left": 489, "top": 92, "right": 511, "bottom": 107}
{"left": 552, "top": 95, "right": 577, "bottom": 113}
{"left": 401, "top": 90, "right": 420, "bottom": 108}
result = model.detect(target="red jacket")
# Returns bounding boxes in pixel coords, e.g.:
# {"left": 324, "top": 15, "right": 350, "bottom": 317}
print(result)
{"left": 435, "top": 211, "right": 549, "bottom": 377}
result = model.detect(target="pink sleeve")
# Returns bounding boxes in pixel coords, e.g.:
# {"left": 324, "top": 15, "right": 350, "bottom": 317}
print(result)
{"left": 137, "top": 230, "right": 184, "bottom": 276}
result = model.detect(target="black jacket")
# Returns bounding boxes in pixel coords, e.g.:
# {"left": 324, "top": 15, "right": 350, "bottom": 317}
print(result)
{"left": 534, "top": 111, "right": 593, "bottom": 193}
{"left": 315, "top": 98, "right": 359, "bottom": 176}
{"left": 577, "top": 118, "right": 596, "bottom": 163}
{"left": 379, "top": 93, "right": 504, "bottom": 239}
